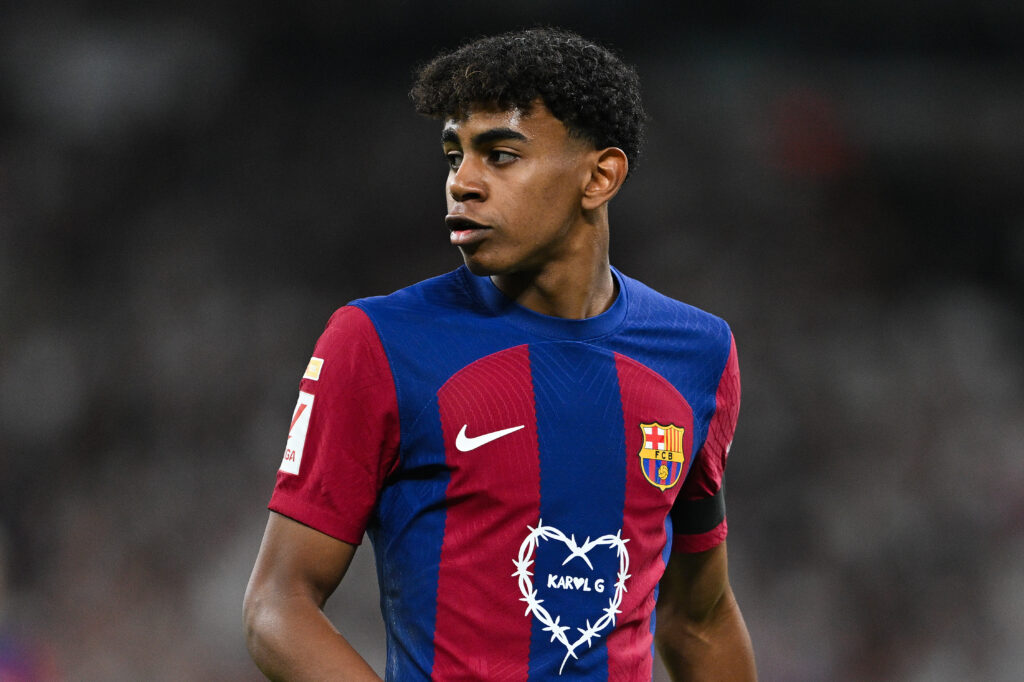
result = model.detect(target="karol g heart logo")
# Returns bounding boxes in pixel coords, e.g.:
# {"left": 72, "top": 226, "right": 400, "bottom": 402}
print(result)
{"left": 512, "top": 520, "right": 631, "bottom": 674}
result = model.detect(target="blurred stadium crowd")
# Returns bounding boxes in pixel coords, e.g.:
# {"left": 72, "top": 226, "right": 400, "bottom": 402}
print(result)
{"left": 1, "top": 3, "right": 1022, "bottom": 680}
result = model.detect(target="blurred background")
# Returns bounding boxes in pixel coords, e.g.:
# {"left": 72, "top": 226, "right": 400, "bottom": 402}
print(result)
{"left": 1, "top": 2, "right": 1022, "bottom": 680}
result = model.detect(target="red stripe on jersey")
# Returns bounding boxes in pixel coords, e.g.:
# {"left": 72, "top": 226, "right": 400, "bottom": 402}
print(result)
{"left": 608, "top": 353, "right": 695, "bottom": 679}
{"left": 433, "top": 345, "right": 539, "bottom": 680}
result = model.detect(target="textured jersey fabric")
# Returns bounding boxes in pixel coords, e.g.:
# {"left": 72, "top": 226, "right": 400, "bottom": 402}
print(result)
{"left": 269, "top": 265, "right": 740, "bottom": 681}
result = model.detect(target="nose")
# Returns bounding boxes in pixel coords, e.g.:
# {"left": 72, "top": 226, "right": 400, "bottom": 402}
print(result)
{"left": 448, "top": 156, "right": 485, "bottom": 203}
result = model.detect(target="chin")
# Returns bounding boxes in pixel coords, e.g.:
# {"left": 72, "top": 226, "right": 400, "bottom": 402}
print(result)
{"left": 459, "top": 249, "right": 504, "bottom": 277}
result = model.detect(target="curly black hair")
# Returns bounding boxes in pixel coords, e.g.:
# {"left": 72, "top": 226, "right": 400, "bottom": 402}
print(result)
{"left": 410, "top": 28, "right": 646, "bottom": 174}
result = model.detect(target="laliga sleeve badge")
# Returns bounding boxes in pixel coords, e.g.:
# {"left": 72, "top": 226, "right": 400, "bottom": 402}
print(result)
{"left": 303, "top": 357, "right": 324, "bottom": 381}
{"left": 638, "top": 422, "right": 685, "bottom": 491}
{"left": 280, "top": 391, "right": 314, "bottom": 475}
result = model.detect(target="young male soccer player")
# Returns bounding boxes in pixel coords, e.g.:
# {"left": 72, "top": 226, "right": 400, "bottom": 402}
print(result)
{"left": 244, "top": 28, "right": 756, "bottom": 681}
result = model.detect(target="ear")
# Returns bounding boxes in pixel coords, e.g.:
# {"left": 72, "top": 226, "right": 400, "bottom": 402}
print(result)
{"left": 581, "top": 147, "right": 629, "bottom": 210}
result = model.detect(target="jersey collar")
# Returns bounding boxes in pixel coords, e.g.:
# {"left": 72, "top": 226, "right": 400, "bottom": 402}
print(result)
{"left": 461, "top": 265, "right": 629, "bottom": 340}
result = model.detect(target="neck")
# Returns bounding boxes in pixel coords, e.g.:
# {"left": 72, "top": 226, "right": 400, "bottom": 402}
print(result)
{"left": 490, "top": 216, "right": 616, "bottom": 319}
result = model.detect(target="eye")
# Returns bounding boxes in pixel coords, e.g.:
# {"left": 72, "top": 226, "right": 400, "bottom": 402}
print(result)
{"left": 446, "top": 151, "right": 463, "bottom": 170}
{"left": 489, "top": 150, "right": 518, "bottom": 165}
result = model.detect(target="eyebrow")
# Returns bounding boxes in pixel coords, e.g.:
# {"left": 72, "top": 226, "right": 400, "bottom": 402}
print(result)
{"left": 441, "top": 127, "right": 528, "bottom": 147}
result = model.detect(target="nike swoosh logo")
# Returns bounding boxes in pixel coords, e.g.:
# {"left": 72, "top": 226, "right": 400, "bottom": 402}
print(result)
{"left": 455, "top": 424, "right": 525, "bottom": 452}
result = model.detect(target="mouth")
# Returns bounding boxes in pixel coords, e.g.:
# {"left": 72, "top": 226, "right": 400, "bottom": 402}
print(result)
{"left": 445, "top": 215, "right": 491, "bottom": 246}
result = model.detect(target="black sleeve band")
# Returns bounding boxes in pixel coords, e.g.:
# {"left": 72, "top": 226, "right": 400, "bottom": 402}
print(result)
{"left": 670, "top": 481, "right": 726, "bottom": 535}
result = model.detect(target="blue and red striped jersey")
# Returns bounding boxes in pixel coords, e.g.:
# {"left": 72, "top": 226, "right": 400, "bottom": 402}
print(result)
{"left": 270, "top": 265, "right": 740, "bottom": 681}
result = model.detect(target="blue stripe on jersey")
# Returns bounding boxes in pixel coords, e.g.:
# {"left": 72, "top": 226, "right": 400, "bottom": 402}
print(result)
{"left": 528, "top": 342, "right": 626, "bottom": 680}
{"left": 368, "top": 395, "right": 450, "bottom": 680}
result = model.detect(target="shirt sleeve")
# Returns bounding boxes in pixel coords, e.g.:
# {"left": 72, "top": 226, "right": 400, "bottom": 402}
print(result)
{"left": 670, "top": 332, "right": 740, "bottom": 553}
{"left": 268, "top": 305, "right": 400, "bottom": 545}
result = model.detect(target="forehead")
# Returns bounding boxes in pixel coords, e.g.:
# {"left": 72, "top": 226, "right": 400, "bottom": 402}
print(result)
{"left": 442, "top": 101, "right": 572, "bottom": 145}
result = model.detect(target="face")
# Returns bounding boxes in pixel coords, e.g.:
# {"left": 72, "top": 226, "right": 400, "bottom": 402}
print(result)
{"left": 442, "top": 101, "right": 596, "bottom": 276}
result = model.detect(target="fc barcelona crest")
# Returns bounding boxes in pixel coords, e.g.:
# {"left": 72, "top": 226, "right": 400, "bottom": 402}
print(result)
{"left": 638, "top": 422, "right": 686, "bottom": 491}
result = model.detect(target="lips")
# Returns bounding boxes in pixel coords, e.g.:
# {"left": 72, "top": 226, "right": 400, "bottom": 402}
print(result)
{"left": 445, "top": 215, "right": 491, "bottom": 246}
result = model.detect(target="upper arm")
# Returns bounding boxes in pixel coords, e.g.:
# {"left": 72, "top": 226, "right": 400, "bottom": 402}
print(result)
{"left": 655, "top": 541, "right": 732, "bottom": 628}
{"left": 246, "top": 511, "right": 358, "bottom": 612}
{"left": 654, "top": 334, "right": 755, "bottom": 679}
{"left": 243, "top": 513, "right": 385, "bottom": 681}
{"left": 655, "top": 541, "right": 756, "bottom": 681}
{"left": 244, "top": 306, "right": 397, "bottom": 673}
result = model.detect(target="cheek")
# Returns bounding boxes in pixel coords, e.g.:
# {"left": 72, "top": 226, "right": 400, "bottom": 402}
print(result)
{"left": 497, "top": 163, "right": 585, "bottom": 229}
{"left": 541, "top": 158, "right": 587, "bottom": 198}
{"left": 530, "top": 169, "right": 584, "bottom": 216}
